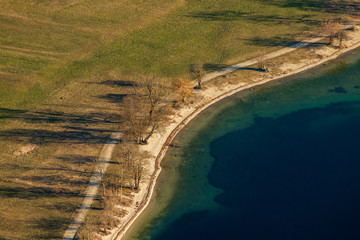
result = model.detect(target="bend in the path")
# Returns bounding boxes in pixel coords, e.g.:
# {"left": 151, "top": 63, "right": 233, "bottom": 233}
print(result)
{"left": 202, "top": 35, "right": 326, "bottom": 83}
{"left": 203, "top": 21, "right": 360, "bottom": 83}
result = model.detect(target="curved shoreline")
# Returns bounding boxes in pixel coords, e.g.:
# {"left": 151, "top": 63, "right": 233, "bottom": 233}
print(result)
{"left": 110, "top": 33, "right": 360, "bottom": 240}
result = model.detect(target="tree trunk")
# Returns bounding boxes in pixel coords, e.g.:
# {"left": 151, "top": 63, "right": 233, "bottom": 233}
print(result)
{"left": 339, "top": 37, "right": 343, "bottom": 48}
{"left": 102, "top": 182, "right": 106, "bottom": 196}
{"left": 197, "top": 78, "right": 202, "bottom": 89}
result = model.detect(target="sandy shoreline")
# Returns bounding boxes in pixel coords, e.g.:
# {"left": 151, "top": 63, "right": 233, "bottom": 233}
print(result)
{"left": 106, "top": 29, "right": 360, "bottom": 240}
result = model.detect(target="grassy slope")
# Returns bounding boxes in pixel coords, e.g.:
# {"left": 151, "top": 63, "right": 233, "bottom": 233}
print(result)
{"left": 0, "top": 0, "right": 335, "bottom": 109}
{"left": 82, "top": 0, "right": 327, "bottom": 77}
{"left": 0, "top": 0, "right": 351, "bottom": 239}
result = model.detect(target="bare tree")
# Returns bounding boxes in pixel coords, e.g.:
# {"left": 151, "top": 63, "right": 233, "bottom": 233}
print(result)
{"left": 322, "top": 20, "right": 342, "bottom": 46}
{"left": 118, "top": 142, "right": 150, "bottom": 190}
{"left": 142, "top": 105, "right": 171, "bottom": 143}
{"left": 131, "top": 158, "right": 144, "bottom": 190}
{"left": 76, "top": 222, "right": 96, "bottom": 240}
{"left": 336, "top": 30, "right": 349, "bottom": 48}
{"left": 120, "top": 141, "right": 139, "bottom": 169}
{"left": 257, "top": 55, "right": 267, "bottom": 72}
{"left": 122, "top": 95, "right": 149, "bottom": 144}
{"left": 133, "top": 74, "right": 169, "bottom": 118}
{"left": 119, "top": 164, "right": 125, "bottom": 199}
{"left": 123, "top": 75, "right": 170, "bottom": 144}
{"left": 102, "top": 166, "right": 122, "bottom": 197}
{"left": 172, "top": 78, "right": 194, "bottom": 103}
{"left": 190, "top": 62, "right": 205, "bottom": 89}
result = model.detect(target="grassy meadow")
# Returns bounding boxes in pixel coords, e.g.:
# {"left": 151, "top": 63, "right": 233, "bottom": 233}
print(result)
{"left": 0, "top": 0, "right": 357, "bottom": 239}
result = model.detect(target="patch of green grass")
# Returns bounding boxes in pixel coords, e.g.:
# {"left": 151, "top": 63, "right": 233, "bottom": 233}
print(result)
{"left": 0, "top": 0, "right": 184, "bottom": 110}
{"left": 0, "top": 0, "right": 345, "bottom": 111}
{"left": 73, "top": 0, "right": 338, "bottom": 78}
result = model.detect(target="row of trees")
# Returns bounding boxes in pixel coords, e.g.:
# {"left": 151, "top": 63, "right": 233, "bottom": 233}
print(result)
{"left": 105, "top": 73, "right": 198, "bottom": 194}
{"left": 77, "top": 73, "right": 199, "bottom": 238}
{"left": 121, "top": 63, "right": 206, "bottom": 143}
{"left": 322, "top": 20, "right": 353, "bottom": 48}
{"left": 122, "top": 75, "right": 170, "bottom": 144}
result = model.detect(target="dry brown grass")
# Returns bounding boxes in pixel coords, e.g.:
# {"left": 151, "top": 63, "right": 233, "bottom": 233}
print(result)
{"left": 0, "top": 73, "right": 133, "bottom": 239}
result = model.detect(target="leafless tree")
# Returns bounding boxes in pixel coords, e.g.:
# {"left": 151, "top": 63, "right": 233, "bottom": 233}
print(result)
{"left": 172, "top": 78, "right": 194, "bottom": 103}
{"left": 131, "top": 158, "right": 144, "bottom": 190}
{"left": 114, "top": 163, "right": 125, "bottom": 201}
{"left": 190, "top": 62, "right": 205, "bottom": 89}
{"left": 122, "top": 95, "right": 148, "bottom": 143}
{"left": 118, "top": 142, "right": 150, "bottom": 190}
{"left": 76, "top": 222, "right": 97, "bottom": 240}
{"left": 257, "top": 55, "right": 267, "bottom": 72}
{"left": 133, "top": 74, "right": 169, "bottom": 118}
{"left": 142, "top": 105, "right": 170, "bottom": 143}
{"left": 322, "top": 20, "right": 342, "bottom": 46}
{"left": 123, "top": 75, "right": 171, "bottom": 144}
{"left": 336, "top": 30, "right": 349, "bottom": 48}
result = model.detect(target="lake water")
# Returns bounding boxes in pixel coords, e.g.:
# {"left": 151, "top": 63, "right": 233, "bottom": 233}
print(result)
{"left": 125, "top": 49, "right": 360, "bottom": 240}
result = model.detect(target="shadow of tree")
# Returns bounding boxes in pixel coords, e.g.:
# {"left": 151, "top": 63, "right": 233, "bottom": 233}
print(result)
{"left": 186, "top": 10, "right": 249, "bottom": 21}
{"left": 264, "top": 0, "right": 360, "bottom": 15}
{"left": 204, "top": 63, "right": 231, "bottom": 71}
{"left": 205, "top": 63, "right": 266, "bottom": 72}
{"left": 244, "top": 36, "right": 302, "bottom": 47}
{"left": 186, "top": 10, "right": 321, "bottom": 25}
{"left": 91, "top": 79, "right": 136, "bottom": 87}
{"left": 0, "top": 107, "right": 123, "bottom": 144}
{"left": 0, "top": 163, "right": 33, "bottom": 172}
{"left": 47, "top": 202, "right": 78, "bottom": 213}
{"left": 35, "top": 218, "right": 70, "bottom": 231}
{"left": 98, "top": 93, "right": 128, "bottom": 103}
{"left": 237, "top": 67, "right": 266, "bottom": 72}
{"left": 23, "top": 174, "right": 90, "bottom": 187}
{"left": 0, "top": 108, "right": 26, "bottom": 117}
{"left": 246, "top": 14, "right": 319, "bottom": 26}
{"left": 0, "top": 186, "right": 83, "bottom": 199}
{"left": 243, "top": 35, "right": 328, "bottom": 48}
{"left": 0, "top": 108, "right": 122, "bottom": 124}
{"left": 56, "top": 154, "right": 96, "bottom": 165}
{"left": 32, "top": 217, "right": 71, "bottom": 240}
{"left": 0, "top": 128, "right": 110, "bottom": 144}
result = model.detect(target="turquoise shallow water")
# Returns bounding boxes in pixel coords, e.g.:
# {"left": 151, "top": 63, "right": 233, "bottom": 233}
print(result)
{"left": 125, "top": 49, "right": 360, "bottom": 240}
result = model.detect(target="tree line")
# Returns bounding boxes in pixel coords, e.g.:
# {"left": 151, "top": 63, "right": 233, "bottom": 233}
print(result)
{"left": 76, "top": 71, "right": 201, "bottom": 239}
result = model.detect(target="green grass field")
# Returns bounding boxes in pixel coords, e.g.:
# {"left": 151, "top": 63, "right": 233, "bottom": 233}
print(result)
{"left": 0, "top": 0, "right": 356, "bottom": 239}
{"left": 1, "top": 0, "right": 346, "bottom": 109}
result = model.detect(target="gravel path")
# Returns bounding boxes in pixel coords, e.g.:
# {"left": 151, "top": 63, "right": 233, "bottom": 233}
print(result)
{"left": 203, "top": 21, "right": 359, "bottom": 83}
{"left": 63, "top": 132, "right": 122, "bottom": 240}
{"left": 202, "top": 35, "right": 325, "bottom": 82}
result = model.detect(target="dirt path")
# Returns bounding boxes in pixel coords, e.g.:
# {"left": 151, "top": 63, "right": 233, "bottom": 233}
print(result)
{"left": 63, "top": 132, "right": 122, "bottom": 240}
{"left": 202, "top": 35, "right": 325, "bottom": 82}
{"left": 202, "top": 21, "right": 360, "bottom": 83}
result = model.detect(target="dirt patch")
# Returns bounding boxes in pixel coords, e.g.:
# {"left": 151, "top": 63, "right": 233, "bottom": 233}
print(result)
{"left": 13, "top": 144, "right": 38, "bottom": 156}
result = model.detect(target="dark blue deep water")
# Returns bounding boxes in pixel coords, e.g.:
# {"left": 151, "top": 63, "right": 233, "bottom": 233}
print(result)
{"left": 126, "top": 51, "right": 360, "bottom": 240}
